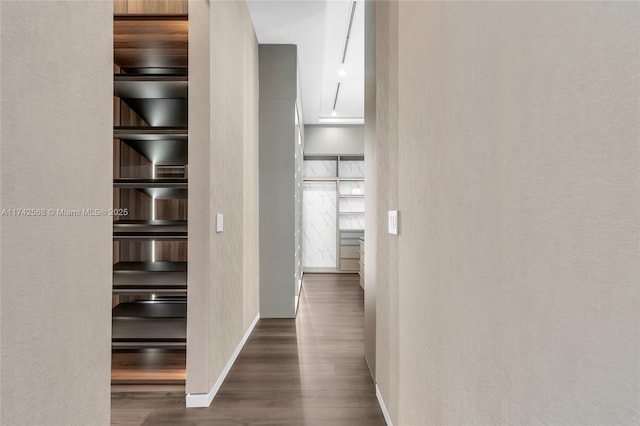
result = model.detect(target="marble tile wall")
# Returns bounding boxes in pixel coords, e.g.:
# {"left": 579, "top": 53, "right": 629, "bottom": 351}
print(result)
{"left": 340, "top": 197, "right": 365, "bottom": 213}
{"left": 303, "top": 159, "right": 337, "bottom": 178}
{"left": 339, "top": 213, "right": 365, "bottom": 231}
{"left": 303, "top": 182, "right": 337, "bottom": 268}
{"left": 339, "top": 180, "right": 365, "bottom": 195}
{"left": 338, "top": 160, "right": 364, "bottom": 178}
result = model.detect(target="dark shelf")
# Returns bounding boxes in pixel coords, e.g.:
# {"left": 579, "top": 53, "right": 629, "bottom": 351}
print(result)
{"left": 115, "top": 74, "right": 188, "bottom": 127}
{"left": 114, "top": 127, "right": 188, "bottom": 140}
{"left": 114, "top": 178, "right": 187, "bottom": 188}
{"left": 114, "top": 178, "right": 188, "bottom": 199}
{"left": 114, "top": 75, "right": 188, "bottom": 99}
{"left": 112, "top": 318, "right": 186, "bottom": 348}
{"left": 123, "top": 98, "right": 187, "bottom": 128}
{"left": 114, "top": 261, "right": 187, "bottom": 272}
{"left": 303, "top": 155, "right": 338, "bottom": 161}
{"left": 112, "top": 300, "right": 187, "bottom": 348}
{"left": 113, "top": 220, "right": 187, "bottom": 240}
{"left": 114, "top": 127, "right": 188, "bottom": 165}
{"left": 339, "top": 155, "right": 364, "bottom": 161}
{"left": 122, "top": 139, "right": 187, "bottom": 166}
{"left": 113, "top": 262, "right": 187, "bottom": 294}
{"left": 112, "top": 299, "right": 186, "bottom": 318}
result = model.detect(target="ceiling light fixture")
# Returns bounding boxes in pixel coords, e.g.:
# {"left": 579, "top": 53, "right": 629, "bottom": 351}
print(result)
{"left": 332, "top": 82, "right": 341, "bottom": 110}
{"left": 331, "top": 110, "right": 337, "bottom": 117}
{"left": 341, "top": 1, "right": 357, "bottom": 64}
{"left": 339, "top": 69, "right": 346, "bottom": 78}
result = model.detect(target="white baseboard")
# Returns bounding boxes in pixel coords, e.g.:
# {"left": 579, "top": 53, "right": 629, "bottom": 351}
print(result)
{"left": 376, "top": 384, "right": 394, "bottom": 426}
{"left": 185, "top": 313, "right": 260, "bottom": 408}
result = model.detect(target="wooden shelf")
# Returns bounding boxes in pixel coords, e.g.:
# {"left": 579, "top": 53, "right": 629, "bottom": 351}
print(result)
{"left": 111, "top": 349, "right": 186, "bottom": 385}
{"left": 114, "top": 16, "right": 188, "bottom": 70}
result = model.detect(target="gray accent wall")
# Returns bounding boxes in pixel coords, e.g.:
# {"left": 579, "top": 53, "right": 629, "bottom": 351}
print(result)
{"left": 259, "top": 44, "right": 302, "bottom": 318}
{"left": 0, "top": 1, "right": 113, "bottom": 423}
{"left": 375, "top": 1, "right": 640, "bottom": 424}
{"left": 304, "top": 125, "right": 364, "bottom": 155}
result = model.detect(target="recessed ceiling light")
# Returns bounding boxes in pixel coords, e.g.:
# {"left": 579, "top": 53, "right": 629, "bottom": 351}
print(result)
{"left": 338, "top": 69, "right": 346, "bottom": 78}
{"left": 331, "top": 110, "right": 337, "bottom": 116}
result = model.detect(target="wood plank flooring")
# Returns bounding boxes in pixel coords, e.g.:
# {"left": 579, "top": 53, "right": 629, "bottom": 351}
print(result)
{"left": 112, "top": 273, "right": 385, "bottom": 425}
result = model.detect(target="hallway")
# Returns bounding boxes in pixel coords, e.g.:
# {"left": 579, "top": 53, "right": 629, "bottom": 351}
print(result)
{"left": 111, "top": 274, "right": 386, "bottom": 425}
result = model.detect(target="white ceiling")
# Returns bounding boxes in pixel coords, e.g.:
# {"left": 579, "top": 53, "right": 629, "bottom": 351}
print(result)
{"left": 246, "top": 0, "right": 364, "bottom": 125}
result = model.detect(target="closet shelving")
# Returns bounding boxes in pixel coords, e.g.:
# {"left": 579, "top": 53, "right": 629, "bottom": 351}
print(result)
{"left": 337, "top": 155, "right": 364, "bottom": 271}
{"left": 112, "top": 14, "right": 188, "bottom": 383}
{"left": 302, "top": 155, "right": 364, "bottom": 272}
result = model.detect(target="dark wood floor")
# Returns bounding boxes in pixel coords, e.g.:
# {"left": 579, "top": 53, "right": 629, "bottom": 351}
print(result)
{"left": 111, "top": 273, "right": 385, "bottom": 425}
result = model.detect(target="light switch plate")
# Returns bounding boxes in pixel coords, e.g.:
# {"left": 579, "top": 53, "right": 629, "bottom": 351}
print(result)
{"left": 216, "top": 213, "right": 223, "bottom": 233}
{"left": 388, "top": 210, "right": 399, "bottom": 235}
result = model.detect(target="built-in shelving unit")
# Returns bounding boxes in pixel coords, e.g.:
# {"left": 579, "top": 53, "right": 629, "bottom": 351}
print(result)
{"left": 302, "top": 155, "right": 364, "bottom": 272}
{"left": 112, "top": 13, "right": 188, "bottom": 384}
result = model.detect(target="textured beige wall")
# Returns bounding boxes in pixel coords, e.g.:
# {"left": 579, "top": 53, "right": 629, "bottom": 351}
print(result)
{"left": 187, "top": 0, "right": 259, "bottom": 395}
{"left": 242, "top": 13, "right": 260, "bottom": 329}
{"left": 0, "top": 1, "right": 113, "bottom": 424}
{"left": 377, "top": 1, "right": 640, "bottom": 424}
{"left": 375, "top": 0, "right": 400, "bottom": 417}
{"left": 1, "top": 4, "right": 3, "bottom": 421}
{"left": 187, "top": 0, "right": 213, "bottom": 393}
